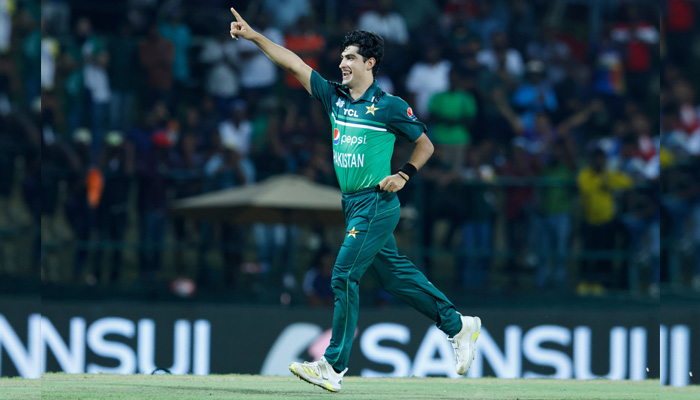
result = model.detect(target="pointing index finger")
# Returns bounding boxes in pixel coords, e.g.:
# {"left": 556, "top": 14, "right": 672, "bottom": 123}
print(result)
{"left": 230, "top": 7, "right": 242, "bottom": 22}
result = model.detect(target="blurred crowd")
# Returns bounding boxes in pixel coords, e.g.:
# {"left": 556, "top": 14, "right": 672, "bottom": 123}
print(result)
{"left": 1, "top": 0, "right": 697, "bottom": 300}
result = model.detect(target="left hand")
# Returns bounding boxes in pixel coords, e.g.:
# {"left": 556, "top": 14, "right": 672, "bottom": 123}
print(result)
{"left": 378, "top": 174, "right": 406, "bottom": 193}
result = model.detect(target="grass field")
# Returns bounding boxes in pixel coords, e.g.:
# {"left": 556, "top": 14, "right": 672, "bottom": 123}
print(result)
{"left": 1, "top": 374, "right": 697, "bottom": 400}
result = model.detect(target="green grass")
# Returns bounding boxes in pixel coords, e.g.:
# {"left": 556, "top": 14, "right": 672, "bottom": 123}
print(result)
{"left": 0, "top": 377, "right": 41, "bottom": 400}
{"left": 1, "top": 374, "right": 697, "bottom": 400}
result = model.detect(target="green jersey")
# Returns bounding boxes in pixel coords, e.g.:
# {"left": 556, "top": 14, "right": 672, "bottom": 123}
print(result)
{"left": 310, "top": 71, "right": 427, "bottom": 193}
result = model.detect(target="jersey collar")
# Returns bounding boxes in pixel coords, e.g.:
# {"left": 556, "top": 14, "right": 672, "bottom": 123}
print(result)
{"left": 338, "top": 80, "right": 382, "bottom": 103}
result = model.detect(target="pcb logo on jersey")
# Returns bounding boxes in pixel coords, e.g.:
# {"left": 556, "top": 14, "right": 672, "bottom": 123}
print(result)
{"left": 333, "top": 129, "right": 341, "bottom": 145}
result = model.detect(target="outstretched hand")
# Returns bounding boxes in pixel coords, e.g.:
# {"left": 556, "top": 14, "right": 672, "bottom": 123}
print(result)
{"left": 230, "top": 7, "right": 256, "bottom": 40}
{"left": 378, "top": 174, "right": 407, "bottom": 193}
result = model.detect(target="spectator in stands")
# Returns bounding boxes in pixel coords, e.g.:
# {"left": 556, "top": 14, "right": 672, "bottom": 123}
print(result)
{"left": 459, "top": 144, "right": 496, "bottom": 288}
{"left": 199, "top": 130, "right": 248, "bottom": 289}
{"left": 63, "top": 128, "right": 93, "bottom": 283}
{"left": 535, "top": 139, "right": 576, "bottom": 289}
{"left": 70, "top": 17, "right": 110, "bottom": 160}
{"left": 611, "top": 4, "right": 659, "bottom": 100}
{"left": 283, "top": 16, "right": 324, "bottom": 100}
{"left": 108, "top": 23, "right": 138, "bottom": 132}
{"left": 526, "top": 25, "right": 571, "bottom": 86}
{"left": 303, "top": 247, "right": 335, "bottom": 306}
{"left": 170, "top": 132, "right": 205, "bottom": 278}
{"left": 217, "top": 100, "right": 255, "bottom": 183}
{"left": 200, "top": 32, "right": 240, "bottom": 115}
{"left": 263, "top": 0, "right": 311, "bottom": 33}
{"left": 467, "top": 0, "right": 511, "bottom": 49}
{"left": 84, "top": 50, "right": 111, "bottom": 161}
{"left": 398, "top": 0, "right": 440, "bottom": 36}
{"left": 508, "top": 0, "right": 535, "bottom": 54}
{"left": 499, "top": 139, "right": 540, "bottom": 276}
{"left": 136, "top": 129, "right": 175, "bottom": 282}
{"left": 301, "top": 141, "right": 335, "bottom": 187}
{"left": 41, "top": 20, "right": 60, "bottom": 92}
{"left": 577, "top": 148, "right": 633, "bottom": 293}
{"left": 511, "top": 60, "right": 558, "bottom": 132}
{"left": 159, "top": 8, "right": 192, "bottom": 93}
{"left": 95, "top": 131, "right": 133, "bottom": 284}
{"left": 19, "top": 8, "right": 41, "bottom": 105}
{"left": 406, "top": 43, "right": 451, "bottom": 118}
{"left": 428, "top": 68, "right": 477, "bottom": 172}
{"left": 622, "top": 186, "right": 660, "bottom": 293}
{"left": 357, "top": 0, "right": 409, "bottom": 46}
{"left": 664, "top": 0, "right": 695, "bottom": 67}
{"left": 590, "top": 30, "right": 626, "bottom": 115}
{"left": 477, "top": 30, "right": 524, "bottom": 82}
{"left": 662, "top": 164, "right": 700, "bottom": 290}
{"left": 236, "top": 12, "right": 284, "bottom": 104}
{"left": 138, "top": 23, "right": 174, "bottom": 109}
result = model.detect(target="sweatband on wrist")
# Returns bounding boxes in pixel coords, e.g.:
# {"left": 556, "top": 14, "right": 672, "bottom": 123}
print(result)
{"left": 399, "top": 163, "right": 418, "bottom": 179}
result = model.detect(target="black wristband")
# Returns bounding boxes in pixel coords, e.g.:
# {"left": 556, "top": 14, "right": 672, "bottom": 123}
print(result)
{"left": 399, "top": 163, "right": 418, "bottom": 179}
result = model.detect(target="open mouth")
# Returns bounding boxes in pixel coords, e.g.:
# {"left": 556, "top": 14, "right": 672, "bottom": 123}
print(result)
{"left": 342, "top": 70, "right": 352, "bottom": 80}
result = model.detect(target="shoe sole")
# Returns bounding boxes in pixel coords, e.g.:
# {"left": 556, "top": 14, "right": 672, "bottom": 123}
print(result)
{"left": 458, "top": 316, "right": 482, "bottom": 375}
{"left": 289, "top": 364, "right": 340, "bottom": 393}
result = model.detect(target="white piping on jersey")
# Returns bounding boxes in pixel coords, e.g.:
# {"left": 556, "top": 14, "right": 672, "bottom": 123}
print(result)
{"left": 332, "top": 114, "right": 387, "bottom": 132}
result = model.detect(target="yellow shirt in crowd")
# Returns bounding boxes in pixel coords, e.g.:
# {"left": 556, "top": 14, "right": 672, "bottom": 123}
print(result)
{"left": 577, "top": 167, "right": 633, "bottom": 226}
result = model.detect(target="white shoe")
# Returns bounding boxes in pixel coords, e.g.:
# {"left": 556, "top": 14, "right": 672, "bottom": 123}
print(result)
{"left": 448, "top": 313, "right": 481, "bottom": 375}
{"left": 289, "top": 356, "right": 347, "bottom": 392}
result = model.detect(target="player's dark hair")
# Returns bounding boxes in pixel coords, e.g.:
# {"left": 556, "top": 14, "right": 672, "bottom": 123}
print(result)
{"left": 342, "top": 30, "right": 384, "bottom": 77}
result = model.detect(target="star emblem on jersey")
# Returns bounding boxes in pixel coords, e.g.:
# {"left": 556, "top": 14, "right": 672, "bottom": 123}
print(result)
{"left": 365, "top": 104, "right": 380, "bottom": 116}
{"left": 347, "top": 227, "right": 359, "bottom": 238}
{"left": 335, "top": 99, "right": 345, "bottom": 108}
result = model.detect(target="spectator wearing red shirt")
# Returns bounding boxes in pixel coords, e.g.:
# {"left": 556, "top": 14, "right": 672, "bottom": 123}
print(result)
{"left": 610, "top": 4, "right": 659, "bottom": 99}
{"left": 283, "top": 16, "right": 324, "bottom": 98}
{"left": 664, "top": 0, "right": 696, "bottom": 65}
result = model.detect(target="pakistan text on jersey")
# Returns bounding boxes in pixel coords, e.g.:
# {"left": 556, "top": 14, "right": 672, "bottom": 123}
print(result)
{"left": 333, "top": 151, "right": 365, "bottom": 168}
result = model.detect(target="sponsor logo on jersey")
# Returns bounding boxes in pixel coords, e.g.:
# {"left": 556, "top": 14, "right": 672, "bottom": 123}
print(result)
{"left": 407, "top": 107, "right": 414, "bottom": 118}
{"left": 333, "top": 129, "right": 340, "bottom": 145}
{"left": 338, "top": 135, "right": 367, "bottom": 145}
{"left": 343, "top": 108, "right": 359, "bottom": 117}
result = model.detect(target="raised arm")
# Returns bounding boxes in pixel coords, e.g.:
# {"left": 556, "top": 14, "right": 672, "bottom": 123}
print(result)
{"left": 229, "top": 7, "right": 312, "bottom": 93}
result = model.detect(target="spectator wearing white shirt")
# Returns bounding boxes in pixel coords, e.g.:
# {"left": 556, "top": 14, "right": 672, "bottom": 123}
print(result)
{"left": 477, "top": 31, "right": 524, "bottom": 79}
{"left": 357, "top": 0, "right": 409, "bottom": 46}
{"left": 200, "top": 32, "right": 240, "bottom": 115}
{"left": 41, "top": 33, "right": 60, "bottom": 90}
{"left": 236, "top": 13, "right": 284, "bottom": 103}
{"left": 357, "top": 0, "right": 409, "bottom": 77}
{"left": 405, "top": 44, "right": 451, "bottom": 118}
{"left": 262, "top": 0, "right": 310, "bottom": 33}
{"left": 217, "top": 100, "right": 255, "bottom": 183}
{"left": 526, "top": 25, "right": 571, "bottom": 86}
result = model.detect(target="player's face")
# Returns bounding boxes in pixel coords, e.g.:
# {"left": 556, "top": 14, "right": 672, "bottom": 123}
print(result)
{"left": 339, "top": 46, "right": 371, "bottom": 87}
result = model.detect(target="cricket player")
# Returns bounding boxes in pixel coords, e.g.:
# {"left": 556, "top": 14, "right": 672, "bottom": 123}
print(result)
{"left": 229, "top": 7, "right": 481, "bottom": 392}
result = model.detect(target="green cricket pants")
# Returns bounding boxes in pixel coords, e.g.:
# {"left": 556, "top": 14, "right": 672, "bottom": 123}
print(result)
{"left": 323, "top": 187, "right": 462, "bottom": 371}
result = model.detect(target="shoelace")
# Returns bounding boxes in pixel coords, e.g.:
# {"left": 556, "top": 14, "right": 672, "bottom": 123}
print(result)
{"left": 448, "top": 337, "right": 463, "bottom": 364}
{"left": 303, "top": 361, "right": 329, "bottom": 380}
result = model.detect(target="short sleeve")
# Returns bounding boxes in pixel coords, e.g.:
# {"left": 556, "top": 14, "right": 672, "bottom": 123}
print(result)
{"left": 310, "top": 70, "right": 334, "bottom": 113}
{"left": 387, "top": 97, "right": 426, "bottom": 142}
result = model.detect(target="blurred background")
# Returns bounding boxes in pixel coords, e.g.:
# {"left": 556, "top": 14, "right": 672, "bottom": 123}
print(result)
{"left": 1, "top": 0, "right": 699, "bottom": 386}
{"left": 4, "top": 0, "right": 684, "bottom": 301}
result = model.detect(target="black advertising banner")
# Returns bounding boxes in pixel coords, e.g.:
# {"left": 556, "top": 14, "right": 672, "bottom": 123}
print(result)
{"left": 0, "top": 297, "right": 692, "bottom": 386}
